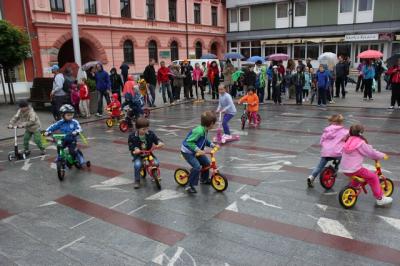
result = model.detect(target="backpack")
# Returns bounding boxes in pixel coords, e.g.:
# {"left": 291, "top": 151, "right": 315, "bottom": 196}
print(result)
{"left": 62, "top": 75, "right": 73, "bottom": 94}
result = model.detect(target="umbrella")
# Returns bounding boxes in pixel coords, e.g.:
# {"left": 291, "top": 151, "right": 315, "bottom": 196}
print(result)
{"left": 246, "top": 56, "right": 265, "bottom": 63}
{"left": 232, "top": 70, "right": 244, "bottom": 82}
{"left": 386, "top": 53, "right": 400, "bottom": 68}
{"left": 267, "top": 53, "right": 289, "bottom": 61}
{"left": 201, "top": 53, "right": 217, "bottom": 59}
{"left": 60, "top": 62, "right": 79, "bottom": 78}
{"left": 357, "top": 50, "right": 383, "bottom": 59}
{"left": 318, "top": 52, "right": 338, "bottom": 66}
{"left": 81, "top": 60, "right": 101, "bottom": 71}
{"left": 224, "top": 52, "right": 244, "bottom": 60}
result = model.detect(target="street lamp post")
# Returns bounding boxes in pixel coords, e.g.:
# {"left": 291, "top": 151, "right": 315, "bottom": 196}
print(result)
{"left": 184, "top": 0, "right": 189, "bottom": 59}
{"left": 70, "top": 0, "right": 82, "bottom": 66}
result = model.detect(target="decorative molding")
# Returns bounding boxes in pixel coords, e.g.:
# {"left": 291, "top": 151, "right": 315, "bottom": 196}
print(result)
{"left": 119, "top": 35, "right": 138, "bottom": 48}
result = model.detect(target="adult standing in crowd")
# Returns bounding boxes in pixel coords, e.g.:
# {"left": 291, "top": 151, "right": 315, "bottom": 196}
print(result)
{"left": 362, "top": 60, "right": 375, "bottom": 101}
{"left": 374, "top": 59, "right": 385, "bottom": 93}
{"left": 110, "top": 67, "right": 123, "bottom": 102}
{"left": 334, "top": 56, "right": 349, "bottom": 99}
{"left": 386, "top": 58, "right": 400, "bottom": 109}
{"left": 143, "top": 59, "right": 157, "bottom": 107}
{"left": 87, "top": 66, "right": 96, "bottom": 81}
{"left": 286, "top": 59, "right": 296, "bottom": 99}
{"left": 223, "top": 60, "right": 235, "bottom": 93}
{"left": 95, "top": 64, "right": 111, "bottom": 117}
{"left": 306, "top": 58, "right": 313, "bottom": 69}
{"left": 157, "top": 61, "right": 174, "bottom": 104}
{"left": 208, "top": 61, "right": 220, "bottom": 100}
{"left": 356, "top": 60, "right": 365, "bottom": 92}
{"left": 171, "top": 64, "right": 184, "bottom": 101}
{"left": 201, "top": 62, "right": 209, "bottom": 94}
{"left": 120, "top": 63, "right": 129, "bottom": 84}
{"left": 297, "top": 59, "right": 306, "bottom": 72}
{"left": 50, "top": 65, "right": 66, "bottom": 121}
{"left": 181, "top": 60, "right": 194, "bottom": 100}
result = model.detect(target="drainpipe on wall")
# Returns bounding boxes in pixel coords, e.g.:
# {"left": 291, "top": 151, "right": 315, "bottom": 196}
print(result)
{"left": 184, "top": 0, "right": 189, "bottom": 59}
{"left": 22, "top": 0, "right": 37, "bottom": 77}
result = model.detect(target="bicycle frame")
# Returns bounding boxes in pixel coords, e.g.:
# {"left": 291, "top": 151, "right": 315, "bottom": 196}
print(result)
{"left": 350, "top": 160, "right": 388, "bottom": 196}
{"left": 139, "top": 147, "right": 160, "bottom": 178}
{"left": 199, "top": 146, "right": 220, "bottom": 176}
{"left": 52, "top": 134, "right": 74, "bottom": 165}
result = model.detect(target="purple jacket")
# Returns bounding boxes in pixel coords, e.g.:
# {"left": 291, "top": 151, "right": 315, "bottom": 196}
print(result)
{"left": 320, "top": 125, "right": 348, "bottom": 157}
{"left": 339, "top": 136, "right": 385, "bottom": 173}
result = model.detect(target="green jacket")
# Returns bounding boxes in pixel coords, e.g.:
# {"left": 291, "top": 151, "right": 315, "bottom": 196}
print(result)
{"left": 259, "top": 66, "right": 267, "bottom": 88}
{"left": 181, "top": 125, "right": 213, "bottom": 154}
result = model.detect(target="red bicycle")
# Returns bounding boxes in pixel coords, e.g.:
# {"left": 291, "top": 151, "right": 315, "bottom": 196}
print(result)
{"left": 174, "top": 146, "right": 228, "bottom": 192}
{"left": 138, "top": 146, "right": 162, "bottom": 190}
{"left": 240, "top": 103, "right": 261, "bottom": 130}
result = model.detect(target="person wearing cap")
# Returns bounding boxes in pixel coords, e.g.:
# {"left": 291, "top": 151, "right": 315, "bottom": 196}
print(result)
{"left": 50, "top": 65, "right": 67, "bottom": 121}
{"left": 306, "top": 58, "right": 313, "bottom": 70}
{"left": 8, "top": 101, "right": 45, "bottom": 156}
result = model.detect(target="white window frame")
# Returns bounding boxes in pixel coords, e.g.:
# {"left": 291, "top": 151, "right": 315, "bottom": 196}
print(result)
{"left": 356, "top": 0, "right": 374, "bottom": 23}
{"left": 293, "top": 0, "right": 307, "bottom": 27}
{"left": 239, "top": 7, "right": 250, "bottom": 31}
{"left": 229, "top": 8, "right": 238, "bottom": 32}
{"left": 275, "top": 2, "right": 289, "bottom": 28}
{"left": 338, "top": 0, "right": 354, "bottom": 24}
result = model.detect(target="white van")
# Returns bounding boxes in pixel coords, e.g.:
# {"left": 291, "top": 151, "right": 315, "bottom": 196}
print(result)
{"left": 172, "top": 59, "right": 222, "bottom": 75}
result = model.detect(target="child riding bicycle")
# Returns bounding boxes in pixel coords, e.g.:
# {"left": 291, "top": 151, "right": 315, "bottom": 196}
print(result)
{"left": 128, "top": 117, "right": 164, "bottom": 189}
{"left": 107, "top": 93, "right": 122, "bottom": 119}
{"left": 307, "top": 114, "right": 348, "bottom": 187}
{"left": 181, "top": 111, "right": 218, "bottom": 193}
{"left": 45, "top": 104, "right": 83, "bottom": 162}
{"left": 8, "top": 100, "right": 45, "bottom": 156}
{"left": 339, "top": 124, "right": 392, "bottom": 206}
{"left": 238, "top": 86, "right": 260, "bottom": 125}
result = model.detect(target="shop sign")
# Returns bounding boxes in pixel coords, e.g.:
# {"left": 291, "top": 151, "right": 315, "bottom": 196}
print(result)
{"left": 345, "top": 34, "right": 379, "bottom": 41}
{"left": 379, "top": 33, "right": 394, "bottom": 41}
{"left": 159, "top": 51, "right": 170, "bottom": 59}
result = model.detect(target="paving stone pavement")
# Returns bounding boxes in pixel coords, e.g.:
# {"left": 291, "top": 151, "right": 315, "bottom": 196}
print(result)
{"left": 0, "top": 83, "right": 400, "bottom": 266}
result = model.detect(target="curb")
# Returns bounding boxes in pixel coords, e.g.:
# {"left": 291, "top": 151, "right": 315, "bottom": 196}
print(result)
{"left": 0, "top": 99, "right": 194, "bottom": 143}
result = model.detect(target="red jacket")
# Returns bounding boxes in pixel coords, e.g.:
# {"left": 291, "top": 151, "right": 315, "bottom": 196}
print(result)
{"left": 387, "top": 66, "right": 400, "bottom": 84}
{"left": 207, "top": 66, "right": 219, "bottom": 84}
{"left": 157, "top": 66, "right": 170, "bottom": 84}
{"left": 79, "top": 84, "right": 90, "bottom": 100}
{"left": 107, "top": 99, "right": 121, "bottom": 117}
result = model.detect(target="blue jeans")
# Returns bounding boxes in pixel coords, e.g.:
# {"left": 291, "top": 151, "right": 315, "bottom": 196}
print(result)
{"left": 181, "top": 152, "right": 210, "bottom": 187}
{"left": 160, "top": 82, "right": 173, "bottom": 103}
{"left": 222, "top": 113, "right": 234, "bottom": 135}
{"left": 133, "top": 156, "right": 159, "bottom": 182}
{"left": 311, "top": 157, "right": 340, "bottom": 178}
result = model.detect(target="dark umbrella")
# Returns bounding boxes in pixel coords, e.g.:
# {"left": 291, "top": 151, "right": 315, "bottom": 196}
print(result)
{"left": 386, "top": 53, "right": 400, "bottom": 68}
{"left": 201, "top": 53, "right": 217, "bottom": 59}
{"left": 224, "top": 52, "right": 244, "bottom": 60}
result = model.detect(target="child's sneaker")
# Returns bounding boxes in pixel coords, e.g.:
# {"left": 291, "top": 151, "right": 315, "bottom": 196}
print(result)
{"left": 185, "top": 185, "right": 197, "bottom": 193}
{"left": 376, "top": 196, "right": 392, "bottom": 206}
{"left": 23, "top": 150, "right": 31, "bottom": 157}
{"left": 307, "top": 175, "right": 315, "bottom": 188}
{"left": 134, "top": 181, "right": 140, "bottom": 189}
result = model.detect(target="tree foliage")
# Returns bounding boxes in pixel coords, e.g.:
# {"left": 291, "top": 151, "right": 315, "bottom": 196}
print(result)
{"left": 0, "top": 20, "right": 30, "bottom": 69}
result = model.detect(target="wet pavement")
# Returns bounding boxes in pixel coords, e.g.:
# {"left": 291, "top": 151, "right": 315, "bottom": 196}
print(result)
{"left": 0, "top": 99, "right": 400, "bottom": 265}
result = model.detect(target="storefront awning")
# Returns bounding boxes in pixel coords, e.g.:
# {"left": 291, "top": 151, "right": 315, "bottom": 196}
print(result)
{"left": 303, "top": 37, "right": 345, "bottom": 43}
{"left": 262, "top": 39, "right": 302, "bottom": 45}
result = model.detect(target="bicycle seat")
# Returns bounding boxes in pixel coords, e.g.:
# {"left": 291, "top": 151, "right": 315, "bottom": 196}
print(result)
{"left": 351, "top": 175, "right": 365, "bottom": 183}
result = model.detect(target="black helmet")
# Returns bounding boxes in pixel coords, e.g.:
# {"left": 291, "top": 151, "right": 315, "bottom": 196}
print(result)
{"left": 59, "top": 104, "right": 75, "bottom": 116}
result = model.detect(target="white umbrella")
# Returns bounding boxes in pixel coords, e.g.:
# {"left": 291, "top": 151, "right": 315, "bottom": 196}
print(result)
{"left": 318, "top": 52, "right": 338, "bottom": 67}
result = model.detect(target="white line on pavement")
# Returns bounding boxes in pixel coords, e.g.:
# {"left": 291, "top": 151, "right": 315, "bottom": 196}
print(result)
{"left": 323, "top": 192, "right": 338, "bottom": 195}
{"left": 317, "top": 217, "right": 353, "bottom": 239}
{"left": 57, "top": 236, "right": 85, "bottom": 251}
{"left": 379, "top": 215, "right": 400, "bottom": 231}
{"left": 225, "top": 201, "right": 238, "bottom": 212}
{"left": 109, "top": 198, "right": 130, "bottom": 209}
{"left": 128, "top": 204, "right": 147, "bottom": 215}
{"left": 235, "top": 185, "right": 247, "bottom": 193}
{"left": 240, "top": 194, "right": 282, "bottom": 209}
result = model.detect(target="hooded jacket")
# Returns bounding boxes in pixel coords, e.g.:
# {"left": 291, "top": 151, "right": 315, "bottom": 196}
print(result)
{"left": 339, "top": 136, "right": 385, "bottom": 173}
{"left": 95, "top": 65, "right": 111, "bottom": 92}
{"left": 122, "top": 75, "right": 136, "bottom": 96}
{"left": 9, "top": 107, "right": 41, "bottom": 133}
{"left": 157, "top": 66, "right": 171, "bottom": 84}
{"left": 107, "top": 94, "right": 121, "bottom": 117}
{"left": 319, "top": 125, "right": 348, "bottom": 157}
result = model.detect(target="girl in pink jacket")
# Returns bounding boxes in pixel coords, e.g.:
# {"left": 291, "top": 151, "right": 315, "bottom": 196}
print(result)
{"left": 307, "top": 114, "right": 348, "bottom": 187}
{"left": 339, "top": 124, "right": 392, "bottom": 206}
{"left": 192, "top": 63, "right": 204, "bottom": 100}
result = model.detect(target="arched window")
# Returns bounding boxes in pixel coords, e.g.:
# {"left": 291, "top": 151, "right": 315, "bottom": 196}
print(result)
{"left": 123, "top": 40, "right": 134, "bottom": 64}
{"left": 148, "top": 40, "right": 158, "bottom": 62}
{"left": 195, "top": 41, "right": 202, "bottom": 59}
{"left": 170, "top": 41, "right": 179, "bottom": 61}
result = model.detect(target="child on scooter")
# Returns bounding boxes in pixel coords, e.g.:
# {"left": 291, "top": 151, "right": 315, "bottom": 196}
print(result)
{"left": 45, "top": 104, "right": 83, "bottom": 162}
{"left": 8, "top": 100, "right": 45, "bottom": 156}
{"left": 128, "top": 117, "right": 164, "bottom": 189}
{"left": 216, "top": 84, "right": 237, "bottom": 140}
{"left": 238, "top": 86, "right": 259, "bottom": 125}
{"left": 181, "top": 111, "right": 218, "bottom": 193}
{"left": 307, "top": 114, "right": 348, "bottom": 187}
{"left": 107, "top": 93, "right": 122, "bottom": 118}
{"left": 339, "top": 124, "right": 392, "bottom": 206}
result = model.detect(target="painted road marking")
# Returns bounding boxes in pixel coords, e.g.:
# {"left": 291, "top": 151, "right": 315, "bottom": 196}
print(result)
{"left": 39, "top": 201, "right": 58, "bottom": 207}
{"left": 317, "top": 217, "right": 353, "bottom": 239}
{"left": 235, "top": 185, "right": 247, "bottom": 193}
{"left": 20, "top": 158, "right": 32, "bottom": 171}
{"left": 316, "top": 204, "right": 328, "bottom": 211}
{"left": 240, "top": 194, "right": 282, "bottom": 209}
{"left": 0, "top": 209, "right": 13, "bottom": 220}
{"left": 57, "top": 236, "right": 86, "bottom": 251}
{"left": 225, "top": 201, "right": 239, "bottom": 212}
{"left": 152, "top": 246, "right": 197, "bottom": 266}
{"left": 127, "top": 204, "right": 147, "bottom": 215}
{"left": 146, "top": 190, "right": 187, "bottom": 201}
{"left": 215, "top": 210, "right": 400, "bottom": 265}
{"left": 57, "top": 195, "right": 186, "bottom": 245}
{"left": 379, "top": 215, "right": 400, "bottom": 231}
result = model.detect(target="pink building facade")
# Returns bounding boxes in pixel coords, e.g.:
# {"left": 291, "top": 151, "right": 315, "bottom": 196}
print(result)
{"left": 30, "top": 0, "right": 227, "bottom": 75}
